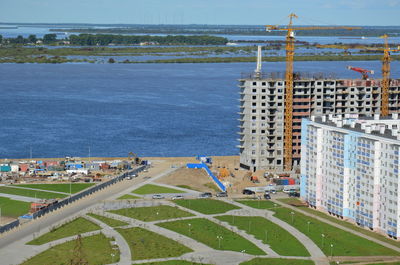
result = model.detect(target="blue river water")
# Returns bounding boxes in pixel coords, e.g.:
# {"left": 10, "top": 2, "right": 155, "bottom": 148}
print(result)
{"left": 0, "top": 61, "right": 399, "bottom": 159}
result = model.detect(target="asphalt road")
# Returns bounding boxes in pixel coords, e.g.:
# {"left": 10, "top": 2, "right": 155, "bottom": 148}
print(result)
{"left": 0, "top": 176, "right": 145, "bottom": 249}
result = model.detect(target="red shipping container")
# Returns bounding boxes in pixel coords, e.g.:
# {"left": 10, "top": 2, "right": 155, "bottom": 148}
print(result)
{"left": 19, "top": 164, "right": 29, "bottom": 172}
{"left": 288, "top": 178, "right": 296, "bottom": 185}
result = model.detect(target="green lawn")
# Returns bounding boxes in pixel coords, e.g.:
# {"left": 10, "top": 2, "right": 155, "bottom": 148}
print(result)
{"left": 132, "top": 184, "right": 185, "bottom": 195}
{"left": 278, "top": 198, "right": 400, "bottom": 249}
{"left": 21, "top": 233, "right": 119, "bottom": 265}
{"left": 27, "top": 217, "right": 101, "bottom": 245}
{"left": 109, "top": 205, "right": 193, "bottom": 222}
{"left": 158, "top": 218, "right": 265, "bottom": 255}
{"left": 15, "top": 183, "right": 95, "bottom": 194}
{"left": 115, "top": 227, "right": 192, "bottom": 260}
{"left": 0, "top": 186, "right": 67, "bottom": 199}
{"left": 136, "top": 261, "right": 209, "bottom": 265}
{"left": 216, "top": 215, "right": 310, "bottom": 257}
{"left": 203, "top": 183, "right": 220, "bottom": 192}
{"left": 240, "top": 258, "right": 314, "bottom": 265}
{"left": 174, "top": 199, "right": 240, "bottom": 214}
{"left": 87, "top": 213, "right": 128, "bottom": 227}
{"left": 117, "top": 194, "right": 141, "bottom": 200}
{"left": 0, "top": 196, "right": 31, "bottom": 218}
{"left": 236, "top": 200, "right": 277, "bottom": 210}
{"left": 237, "top": 201, "right": 399, "bottom": 256}
{"left": 176, "top": 185, "right": 200, "bottom": 191}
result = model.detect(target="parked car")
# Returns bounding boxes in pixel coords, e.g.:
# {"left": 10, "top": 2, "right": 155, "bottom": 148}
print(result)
{"left": 152, "top": 194, "right": 164, "bottom": 199}
{"left": 172, "top": 195, "right": 184, "bottom": 200}
{"left": 264, "top": 193, "right": 271, "bottom": 199}
{"left": 216, "top": 192, "right": 228, "bottom": 197}
{"left": 269, "top": 189, "right": 277, "bottom": 194}
{"left": 288, "top": 191, "right": 300, "bottom": 197}
{"left": 199, "top": 192, "right": 212, "bottom": 198}
{"left": 242, "top": 189, "right": 255, "bottom": 195}
{"left": 283, "top": 188, "right": 296, "bottom": 193}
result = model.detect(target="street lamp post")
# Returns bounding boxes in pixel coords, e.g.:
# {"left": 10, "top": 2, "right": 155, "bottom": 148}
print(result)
{"left": 307, "top": 221, "right": 311, "bottom": 232}
{"left": 330, "top": 244, "right": 334, "bottom": 256}
{"left": 188, "top": 223, "right": 192, "bottom": 235}
{"left": 217, "top": 236, "right": 223, "bottom": 249}
{"left": 291, "top": 212, "right": 295, "bottom": 223}
{"left": 321, "top": 234, "right": 325, "bottom": 248}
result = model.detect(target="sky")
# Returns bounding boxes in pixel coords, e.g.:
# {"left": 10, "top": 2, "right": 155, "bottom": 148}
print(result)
{"left": 1, "top": 0, "right": 400, "bottom": 26}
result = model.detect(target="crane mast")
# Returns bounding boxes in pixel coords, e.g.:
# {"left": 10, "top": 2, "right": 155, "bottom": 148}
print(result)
{"left": 283, "top": 13, "right": 297, "bottom": 172}
{"left": 266, "top": 14, "right": 359, "bottom": 171}
{"left": 381, "top": 34, "right": 391, "bottom": 116}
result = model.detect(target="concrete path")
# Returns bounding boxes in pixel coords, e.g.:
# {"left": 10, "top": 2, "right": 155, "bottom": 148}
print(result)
{"left": 272, "top": 199, "right": 400, "bottom": 254}
{"left": 85, "top": 214, "right": 132, "bottom": 265}
{"left": 0, "top": 192, "right": 42, "bottom": 202}
{"left": 226, "top": 199, "right": 329, "bottom": 265}
{"left": 160, "top": 200, "right": 279, "bottom": 257}
{"left": 5, "top": 185, "right": 71, "bottom": 195}
{"left": 105, "top": 211, "right": 214, "bottom": 253}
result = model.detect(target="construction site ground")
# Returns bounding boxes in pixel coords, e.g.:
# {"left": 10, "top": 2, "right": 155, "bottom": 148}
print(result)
{"left": 155, "top": 156, "right": 272, "bottom": 196}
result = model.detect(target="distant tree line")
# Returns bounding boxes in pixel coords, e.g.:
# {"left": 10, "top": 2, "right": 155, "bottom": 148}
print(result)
{"left": 0, "top": 34, "right": 58, "bottom": 45}
{"left": 68, "top": 34, "right": 228, "bottom": 45}
{"left": 0, "top": 33, "right": 228, "bottom": 46}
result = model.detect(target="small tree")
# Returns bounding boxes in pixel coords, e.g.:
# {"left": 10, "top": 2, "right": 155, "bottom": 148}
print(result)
{"left": 43, "top": 33, "right": 57, "bottom": 44}
{"left": 108, "top": 58, "right": 115, "bottom": 63}
{"left": 28, "top": 34, "right": 37, "bottom": 44}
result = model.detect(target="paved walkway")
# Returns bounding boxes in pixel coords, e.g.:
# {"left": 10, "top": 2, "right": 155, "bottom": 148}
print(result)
{"left": 5, "top": 185, "right": 71, "bottom": 195}
{"left": 226, "top": 199, "right": 329, "bottom": 265}
{"left": 272, "top": 199, "right": 400, "bottom": 254}
{"left": 0, "top": 192, "right": 42, "bottom": 202}
{"left": 85, "top": 215, "right": 132, "bottom": 265}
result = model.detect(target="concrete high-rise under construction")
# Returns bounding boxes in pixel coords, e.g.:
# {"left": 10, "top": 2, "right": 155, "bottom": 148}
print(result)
{"left": 238, "top": 47, "right": 400, "bottom": 172}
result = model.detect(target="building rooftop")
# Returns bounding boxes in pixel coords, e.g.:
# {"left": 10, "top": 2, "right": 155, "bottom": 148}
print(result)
{"left": 310, "top": 113, "right": 400, "bottom": 141}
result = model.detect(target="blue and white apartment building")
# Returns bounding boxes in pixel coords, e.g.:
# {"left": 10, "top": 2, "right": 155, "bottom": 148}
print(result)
{"left": 301, "top": 113, "right": 400, "bottom": 238}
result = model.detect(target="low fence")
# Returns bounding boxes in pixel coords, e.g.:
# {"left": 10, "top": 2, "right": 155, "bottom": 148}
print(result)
{"left": 0, "top": 166, "right": 146, "bottom": 234}
{"left": 187, "top": 162, "right": 226, "bottom": 192}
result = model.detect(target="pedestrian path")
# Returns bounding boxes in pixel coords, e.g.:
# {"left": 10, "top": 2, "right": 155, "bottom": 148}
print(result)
{"left": 6, "top": 185, "right": 71, "bottom": 195}
{"left": 0, "top": 192, "right": 42, "bottom": 202}
{"left": 226, "top": 199, "right": 329, "bottom": 265}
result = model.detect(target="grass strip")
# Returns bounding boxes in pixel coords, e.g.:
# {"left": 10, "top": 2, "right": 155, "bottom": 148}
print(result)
{"left": 278, "top": 198, "right": 400, "bottom": 249}
{"left": 21, "top": 233, "right": 119, "bottom": 265}
{"left": 27, "top": 217, "right": 101, "bottom": 245}
{"left": 15, "top": 183, "right": 94, "bottom": 194}
{"left": 109, "top": 205, "right": 193, "bottom": 221}
{"left": 87, "top": 213, "right": 128, "bottom": 227}
{"left": 0, "top": 196, "right": 31, "bottom": 218}
{"left": 240, "top": 258, "right": 314, "bottom": 265}
{"left": 117, "top": 194, "right": 141, "bottom": 200}
{"left": 0, "top": 186, "right": 67, "bottom": 199}
{"left": 236, "top": 201, "right": 399, "bottom": 256}
{"left": 158, "top": 218, "right": 265, "bottom": 255}
{"left": 132, "top": 184, "right": 186, "bottom": 195}
{"left": 135, "top": 261, "right": 210, "bottom": 265}
{"left": 115, "top": 227, "right": 192, "bottom": 260}
{"left": 174, "top": 199, "right": 240, "bottom": 215}
{"left": 216, "top": 215, "right": 310, "bottom": 257}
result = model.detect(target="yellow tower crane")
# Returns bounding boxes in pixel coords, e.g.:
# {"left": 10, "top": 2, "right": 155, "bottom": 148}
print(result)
{"left": 316, "top": 36, "right": 400, "bottom": 116}
{"left": 380, "top": 35, "right": 400, "bottom": 116}
{"left": 266, "top": 13, "right": 360, "bottom": 171}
